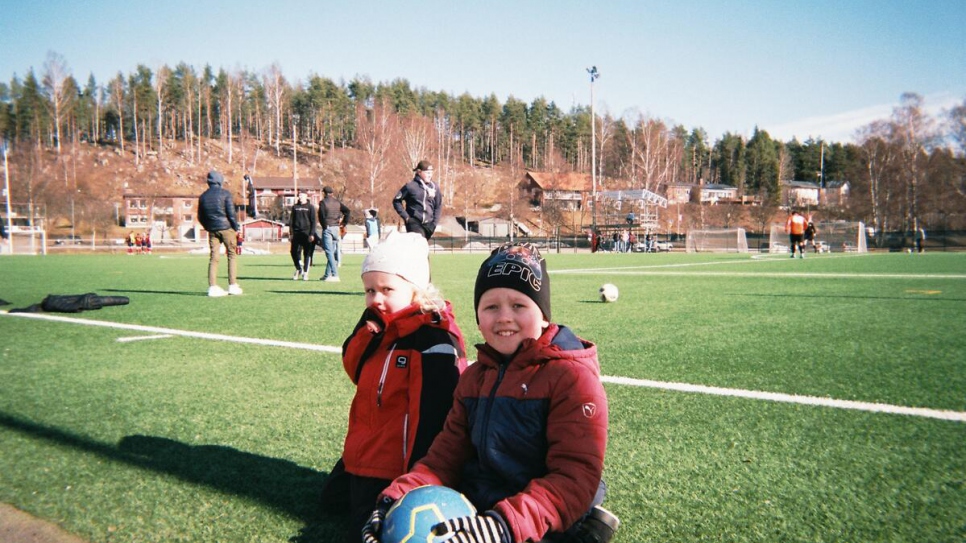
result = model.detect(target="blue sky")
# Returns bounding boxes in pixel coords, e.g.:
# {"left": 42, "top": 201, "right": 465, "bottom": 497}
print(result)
{"left": 2, "top": 0, "right": 964, "bottom": 143}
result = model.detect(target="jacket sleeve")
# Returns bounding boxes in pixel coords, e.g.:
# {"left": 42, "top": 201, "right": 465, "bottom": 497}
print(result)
{"left": 381, "top": 368, "right": 478, "bottom": 501}
{"left": 494, "top": 362, "right": 608, "bottom": 542}
{"left": 340, "top": 202, "right": 351, "bottom": 225}
{"left": 224, "top": 192, "right": 239, "bottom": 231}
{"left": 409, "top": 330, "right": 464, "bottom": 469}
{"left": 392, "top": 185, "right": 409, "bottom": 221}
{"left": 433, "top": 188, "right": 443, "bottom": 224}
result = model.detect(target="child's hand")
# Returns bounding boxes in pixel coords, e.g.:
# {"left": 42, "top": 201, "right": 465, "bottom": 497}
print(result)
{"left": 433, "top": 512, "right": 509, "bottom": 543}
{"left": 366, "top": 320, "right": 382, "bottom": 334}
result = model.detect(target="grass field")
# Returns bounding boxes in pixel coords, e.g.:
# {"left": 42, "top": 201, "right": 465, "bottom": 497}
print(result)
{"left": 1, "top": 250, "right": 964, "bottom": 542}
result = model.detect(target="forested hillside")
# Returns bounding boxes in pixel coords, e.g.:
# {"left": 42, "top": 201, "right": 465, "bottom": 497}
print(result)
{"left": 2, "top": 53, "right": 965, "bottom": 239}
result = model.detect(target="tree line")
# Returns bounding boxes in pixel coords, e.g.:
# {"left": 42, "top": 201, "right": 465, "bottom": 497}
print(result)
{"left": 1, "top": 52, "right": 964, "bottom": 240}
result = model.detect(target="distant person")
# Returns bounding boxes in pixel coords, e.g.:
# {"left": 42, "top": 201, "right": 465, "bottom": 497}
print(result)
{"left": 916, "top": 226, "right": 926, "bottom": 254}
{"left": 364, "top": 208, "right": 381, "bottom": 252}
{"left": 320, "top": 232, "right": 467, "bottom": 542}
{"left": 198, "top": 170, "right": 242, "bottom": 297}
{"left": 393, "top": 160, "right": 442, "bottom": 239}
{"left": 289, "top": 192, "right": 318, "bottom": 280}
{"left": 804, "top": 221, "right": 817, "bottom": 252}
{"left": 143, "top": 232, "right": 152, "bottom": 255}
{"left": 0, "top": 216, "right": 7, "bottom": 254}
{"left": 318, "top": 185, "right": 350, "bottom": 282}
{"left": 235, "top": 230, "right": 244, "bottom": 255}
{"left": 785, "top": 210, "right": 808, "bottom": 258}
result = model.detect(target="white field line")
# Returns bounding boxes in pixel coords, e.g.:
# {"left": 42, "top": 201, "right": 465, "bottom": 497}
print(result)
{"left": 116, "top": 334, "right": 174, "bottom": 343}
{"left": 1, "top": 311, "right": 342, "bottom": 353}
{"left": 601, "top": 376, "right": 966, "bottom": 422}
{"left": 3, "top": 311, "right": 963, "bottom": 423}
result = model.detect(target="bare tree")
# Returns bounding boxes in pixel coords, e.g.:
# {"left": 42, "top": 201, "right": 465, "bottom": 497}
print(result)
{"left": 42, "top": 51, "right": 72, "bottom": 155}
{"left": 154, "top": 64, "right": 170, "bottom": 158}
{"left": 110, "top": 73, "right": 126, "bottom": 153}
{"left": 891, "top": 93, "right": 938, "bottom": 233}
{"left": 355, "top": 99, "right": 396, "bottom": 208}
{"left": 263, "top": 63, "right": 286, "bottom": 157}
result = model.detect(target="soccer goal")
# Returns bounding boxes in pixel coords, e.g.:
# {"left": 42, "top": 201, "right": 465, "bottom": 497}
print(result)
{"left": 685, "top": 228, "right": 749, "bottom": 253}
{"left": 768, "top": 220, "right": 868, "bottom": 254}
{"left": 2, "top": 230, "right": 47, "bottom": 255}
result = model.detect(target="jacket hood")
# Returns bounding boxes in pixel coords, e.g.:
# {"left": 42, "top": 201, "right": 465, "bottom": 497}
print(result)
{"left": 476, "top": 323, "right": 599, "bottom": 375}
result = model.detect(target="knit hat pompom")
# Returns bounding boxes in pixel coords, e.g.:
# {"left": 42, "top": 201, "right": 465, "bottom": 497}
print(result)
{"left": 474, "top": 242, "right": 550, "bottom": 320}
{"left": 361, "top": 232, "right": 431, "bottom": 290}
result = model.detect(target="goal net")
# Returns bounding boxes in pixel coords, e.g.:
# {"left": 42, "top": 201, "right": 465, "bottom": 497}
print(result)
{"left": 685, "top": 228, "right": 749, "bottom": 253}
{"left": 2, "top": 230, "right": 47, "bottom": 255}
{"left": 768, "top": 220, "right": 868, "bottom": 253}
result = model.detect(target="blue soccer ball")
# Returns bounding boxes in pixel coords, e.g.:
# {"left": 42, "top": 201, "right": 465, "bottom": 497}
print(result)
{"left": 382, "top": 485, "right": 477, "bottom": 543}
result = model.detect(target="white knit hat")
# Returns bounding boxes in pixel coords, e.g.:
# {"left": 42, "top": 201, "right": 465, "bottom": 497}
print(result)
{"left": 361, "top": 232, "right": 430, "bottom": 290}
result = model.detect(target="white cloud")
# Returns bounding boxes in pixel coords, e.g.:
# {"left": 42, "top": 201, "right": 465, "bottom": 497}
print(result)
{"left": 768, "top": 92, "right": 964, "bottom": 144}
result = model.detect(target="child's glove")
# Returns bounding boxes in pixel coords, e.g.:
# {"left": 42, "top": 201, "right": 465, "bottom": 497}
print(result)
{"left": 433, "top": 511, "right": 510, "bottom": 543}
{"left": 361, "top": 496, "right": 395, "bottom": 543}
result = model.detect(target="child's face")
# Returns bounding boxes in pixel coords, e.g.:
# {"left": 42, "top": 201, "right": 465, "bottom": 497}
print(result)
{"left": 363, "top": 271, "right": 417, "bottom": 315}
{"left": 477, "top": 287, "right": 549, "bottom": 357}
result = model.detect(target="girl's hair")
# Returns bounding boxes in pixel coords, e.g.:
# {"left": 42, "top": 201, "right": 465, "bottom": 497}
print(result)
{"left": 413, "top": 282, "right": 445, "bottom": 313}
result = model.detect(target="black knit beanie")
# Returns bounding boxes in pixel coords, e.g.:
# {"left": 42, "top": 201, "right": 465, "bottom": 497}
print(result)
{"left": 474, "top": 242, "right": 551, "bottom": 321}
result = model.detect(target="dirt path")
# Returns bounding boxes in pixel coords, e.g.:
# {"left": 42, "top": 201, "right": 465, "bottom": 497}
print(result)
{"left": 0, "top": 503, "right": 87, "bottom": 543}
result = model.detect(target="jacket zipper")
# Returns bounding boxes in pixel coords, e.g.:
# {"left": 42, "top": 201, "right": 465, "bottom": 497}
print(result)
{"left": 480, "top": 361, "right": 508, "bottom": 464}
{"left": 377, "top": 343, "right": 395, "bottom": 407}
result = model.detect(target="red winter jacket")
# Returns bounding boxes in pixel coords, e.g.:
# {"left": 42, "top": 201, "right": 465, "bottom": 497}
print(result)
{"left": 341, "top": 301, "right": 467, "bottom": 480}
{"left": 381, "top": 324, "right": 608, "bottom": 543}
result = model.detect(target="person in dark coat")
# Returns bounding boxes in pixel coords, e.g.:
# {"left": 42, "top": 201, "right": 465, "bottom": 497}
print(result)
{"left": 289, "top": 192, "right": 318, "bottom": 280}
{"left": 197, "top": 170, "right": 242, "bottom": 296}
{"left": 392, "top": 160, "right": 442, "bottom": 239}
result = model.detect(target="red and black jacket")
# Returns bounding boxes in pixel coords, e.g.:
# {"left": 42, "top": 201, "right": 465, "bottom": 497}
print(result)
{"left": 341, "top": 301, "right": 467, "bottom": 481}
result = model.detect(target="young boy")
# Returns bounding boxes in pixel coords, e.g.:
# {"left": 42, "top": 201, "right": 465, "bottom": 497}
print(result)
{"left": 321, "top": 233, "right": 468, "bottom": 543}
{"left": 362, "top": 242, "right": 617, "bottom": 543}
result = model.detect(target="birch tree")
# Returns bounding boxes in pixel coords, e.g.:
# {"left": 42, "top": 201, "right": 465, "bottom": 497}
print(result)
{"left": 41, "top": 51, "right": 71, "bottom": 155}
{"left": 355, "top": 99, "right": 396, "bottom": 208}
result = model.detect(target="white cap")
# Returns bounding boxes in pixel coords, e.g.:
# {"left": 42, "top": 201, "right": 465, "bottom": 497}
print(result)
{"left": 361, "top": 232, "right": 430, "bottom": 290}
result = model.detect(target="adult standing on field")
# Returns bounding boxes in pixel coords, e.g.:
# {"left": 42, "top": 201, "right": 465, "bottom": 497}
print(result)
{"left": 289, "top": 192, "right": 318, "bottom": 280}
{"left": 198, "top": 170, "right": 242, "bottom": 296}
{"left": 318, "top": 185, "right": 350, "bottom": 282}
{"left": 393, "top": 160, "right": 442, "bottom": 240}
{"left": 785, "top": 210, "right": 808, "bottom": 259}
{"left": 916, "top": 226, "right": 926, "bottom": 253}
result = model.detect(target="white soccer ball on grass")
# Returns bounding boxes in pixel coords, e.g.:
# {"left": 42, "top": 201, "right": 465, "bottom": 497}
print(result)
{"left": 599, "top": 283, "right": 619, "bottom": 303}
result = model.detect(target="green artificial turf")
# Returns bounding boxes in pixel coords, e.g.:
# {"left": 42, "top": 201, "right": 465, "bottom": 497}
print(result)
{"left": 1, "top": 250, "right": 964, "bottom": 542}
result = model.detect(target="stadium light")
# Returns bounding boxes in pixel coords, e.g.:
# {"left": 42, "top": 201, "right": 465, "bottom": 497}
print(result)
{"left": 587, "top": 66, "right": 600, "bottom": 234}
{"left": 292, "top": 113, "right": 300, "bottom": 194}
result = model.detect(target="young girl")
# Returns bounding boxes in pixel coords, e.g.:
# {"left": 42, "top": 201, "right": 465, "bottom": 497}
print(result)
{"left": 322, "top": 233, "right": 467, "bottom": 542}
{"left": 363, "top": 242, "right": 617, "bottom": 543}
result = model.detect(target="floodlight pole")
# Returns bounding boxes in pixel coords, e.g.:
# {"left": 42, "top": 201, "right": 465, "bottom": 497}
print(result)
{"left": 292, "top": 113, "right": 300, "bottom": 194}
{"left": 2, "top": 139, "right": 13, "bottom": 254}
{"left": 587, "top": 66, "right": 600, "bottom": 235}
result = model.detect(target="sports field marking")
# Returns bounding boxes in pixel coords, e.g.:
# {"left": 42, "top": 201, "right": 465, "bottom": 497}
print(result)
{"left": 4, "top": 310, "right": 963, "bottom": 422}
{"left": 1, "top": 310, "right": 342, "bottom": 353}
{"left": 601, "top": 376, "right": 966, "bottom": 422}
{"left": 116, "top": 334, "right": 174, "bottom": 343}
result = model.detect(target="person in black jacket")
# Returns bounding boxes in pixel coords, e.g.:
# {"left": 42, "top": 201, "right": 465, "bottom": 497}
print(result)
{"left": 197, "top": 170, "right": 242, "bottom": 297}
{"left": 318, "top": 186, "right": 350, "bottom": 282}
{"left": 392, "top": 160, "right": 442, "bottom": 239}
{"left": 289, "top": 192, "right": 317, "bottom": 280}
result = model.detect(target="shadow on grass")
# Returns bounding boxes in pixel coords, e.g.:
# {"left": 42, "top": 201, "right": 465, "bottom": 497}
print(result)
{"left": 0, "top": 412, "right": 347, "bottom": 543}
{"left": 102, "top": 288, "right": 208, "bottom": 297}
{"left": 733, "top": 292, "right": 966, "bottom": 302}
{"left": 269, "top": 290, "right": 362, "bottom": 297}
